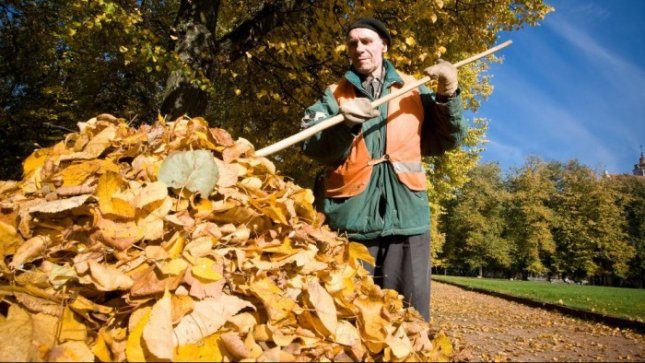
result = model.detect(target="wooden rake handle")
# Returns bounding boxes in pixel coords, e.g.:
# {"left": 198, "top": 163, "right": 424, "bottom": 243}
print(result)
{"left": 255, "top": 40, "right": 513, "bottom": 157}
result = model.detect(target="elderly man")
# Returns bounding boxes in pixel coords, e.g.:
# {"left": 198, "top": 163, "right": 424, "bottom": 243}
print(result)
{"left": 301, "top": 17, "right": 466, "bottom": 320}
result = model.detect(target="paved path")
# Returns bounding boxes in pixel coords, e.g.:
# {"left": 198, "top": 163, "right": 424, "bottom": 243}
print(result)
{"left": 430, "top": 281, "right": 645, "bottom": 362}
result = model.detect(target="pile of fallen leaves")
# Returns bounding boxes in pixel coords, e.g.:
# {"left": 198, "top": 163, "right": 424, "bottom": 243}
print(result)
{"left": 0, "top": 114, "right": 452, "bottom": 362}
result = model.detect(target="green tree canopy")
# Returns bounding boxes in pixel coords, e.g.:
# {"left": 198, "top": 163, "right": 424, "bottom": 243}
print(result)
{"left": 506, "top": 156, "right": 556, "bottom": 278}
{"left": 441, "top": 163, "right": 511, "bottom": 276}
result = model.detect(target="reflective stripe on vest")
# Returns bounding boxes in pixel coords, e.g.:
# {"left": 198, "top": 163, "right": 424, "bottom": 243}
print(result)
{"left": 324, "top": 72, "right": 427, "bottom": 198}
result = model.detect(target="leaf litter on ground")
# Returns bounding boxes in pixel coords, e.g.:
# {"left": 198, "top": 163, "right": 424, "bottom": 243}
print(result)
{"left": 0, "top": 114, "right": 452, "bottom": 362}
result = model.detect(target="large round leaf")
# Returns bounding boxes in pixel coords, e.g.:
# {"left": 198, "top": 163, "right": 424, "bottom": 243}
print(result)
{"left": 158, "top": 150, "right": 219, "bottom": 197}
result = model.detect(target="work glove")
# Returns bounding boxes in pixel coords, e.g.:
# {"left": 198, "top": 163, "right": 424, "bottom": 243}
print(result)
{"left": 423, "top": 59, "right": 458, "bottom": 97}
{"left": 340, "top": 98, "right": 379, "bottom": 127}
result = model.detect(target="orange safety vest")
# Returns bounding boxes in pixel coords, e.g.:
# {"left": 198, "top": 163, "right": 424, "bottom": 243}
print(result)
{"left": 325, "top": 72, "right": 427, "bottom": 198}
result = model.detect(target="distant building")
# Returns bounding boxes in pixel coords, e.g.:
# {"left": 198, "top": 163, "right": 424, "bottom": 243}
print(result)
{"left": 603, "top": 150, "right": 645, "bottom": 178}
{"left": 633, "top": 150, "right": 645, "bottom": 177}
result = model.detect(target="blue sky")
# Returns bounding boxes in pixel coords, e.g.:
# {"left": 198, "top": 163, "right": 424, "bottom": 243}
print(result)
{"left": 472, "top": 0, "right": 645, "bottom": 174}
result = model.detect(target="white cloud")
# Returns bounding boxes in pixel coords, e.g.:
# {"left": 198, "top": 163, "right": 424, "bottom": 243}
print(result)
{"left": 483, "top": 139, "right": 525, "bottom": 168}
{"left": 547, "top": 15, "right": 645, "bottom": 101}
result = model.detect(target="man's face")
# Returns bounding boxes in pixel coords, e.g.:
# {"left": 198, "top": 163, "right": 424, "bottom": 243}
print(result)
{"left": 347, "top": 28, "right": 387, "bottom": 77}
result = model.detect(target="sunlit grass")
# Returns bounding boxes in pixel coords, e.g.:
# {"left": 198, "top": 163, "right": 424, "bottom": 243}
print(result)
{"left": 433, "top": 275, "right": 645, "bottom": 322}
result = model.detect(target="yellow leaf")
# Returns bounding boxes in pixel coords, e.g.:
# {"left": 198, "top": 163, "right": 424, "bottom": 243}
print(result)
{"left": 171, "top": 295, "right": 194, "bottom": 324}
{"left": 249, "top": 277, "right": 296, "bottom": 322}
{"left": 96, "top": 172, "right": 135, "bottom": 218}
{"left": 159, "top": 258, "right": 189, "bottom": 276}
{"left": 58, "top": 162, "right": 99, "bottom": 186}
{"left": 133, "top": 181, "right": 168, "bottom": 209}
{"left": 23, "top": 147, "right": 51, "bottom": 178}
{"left": 70, "top": 295, "right": 113, "bottom": 317}
{"left": 59, "top": 306, "right": 88, "bottom": 342}
{"left": 292, "top": 189, "right": 317, "bottom": 222}
{"left": 263, "top": 237, "right": 295, "bottom": 256}
{"left": 261, "top": 203, "right": 289, "bottom": 225}
{"left": 428, "top": 332, "right": 453, "bottom": 361}
{"left": 191, "top": 257, "right": 222, "bottom": 281}
{"left": 175, "top": 334, "right": 222, "bottom": 362}
{"left": 354, "top": 296, "right": 388, "bottom": 342}
{"left": 405, "top": 36, "right": 416, "bottom": 46}
{"left": 348, "top": 242, "right": 375, "bottom": 267}
{"left": 91, "top": 332, "right": 111, "bottom": 362}
{"left": 126, "top": 308, "right": 151, "bottom": 362}
{"left": 83, "top": 124, "right": 117, "bottom": 157}
{"left": 306, "top": 279, "right": 337, "bottom": 335}
{"left": 163, "top": 232, "right": 186, "bottom": 259}
{"left": 0, "top": 220, "right": 23, "bottom": 256}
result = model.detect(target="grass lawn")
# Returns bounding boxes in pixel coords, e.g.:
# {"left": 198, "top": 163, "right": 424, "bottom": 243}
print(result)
{"left": 432, "top": 275, "right": 645, "bottom": 322}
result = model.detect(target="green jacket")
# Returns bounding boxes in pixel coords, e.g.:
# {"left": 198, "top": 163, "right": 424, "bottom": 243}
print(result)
{"left": 302, "top": 60, "right": 466, "bottom": 240}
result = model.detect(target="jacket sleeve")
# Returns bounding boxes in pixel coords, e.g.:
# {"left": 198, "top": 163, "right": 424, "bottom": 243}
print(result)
{"left": 301, "top": 87, "right": 356, "bottom": 165}
{"left": 419, "top": 85, "right": 468, "bottom": 156}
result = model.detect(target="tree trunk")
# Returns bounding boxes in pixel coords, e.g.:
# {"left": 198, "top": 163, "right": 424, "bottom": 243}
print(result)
{"left": 160, "top": 0, "right": 304, "bottom": 120}
{"left": 160, "top": 0, "right": 220, "bottom": 119}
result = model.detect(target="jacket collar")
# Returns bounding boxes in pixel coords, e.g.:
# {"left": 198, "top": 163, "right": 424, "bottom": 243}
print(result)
{"left": 344, "top": 59, "right": 403, "bottom": 97}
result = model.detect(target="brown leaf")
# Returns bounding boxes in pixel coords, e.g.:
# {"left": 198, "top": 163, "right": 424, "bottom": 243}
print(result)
{"left": 130, "top": 266, "right": 182, "bottom": 297}
{"left": 221, "top": 332, "right": 250, "bottom": 360}
{"left": 96, "top": 217, "right": 143, "bottom": 250}
{"left": 209, "top": 128, "right": 235, "bottom": 147}
{"left": 222, "top": 138, "right": 254, "bottom": 163}
{"left": 15, "top": 292, "right": 63, "bottom": 316}
{"left": 214, "top": 158, "right": 239, "bottom": 188}
{"left": 88, "top": 260, "right": 133, "bottom": 291}
{"left": 9, "top": 235, "right": 49, "bottom": 268}
{"left": 171, "top": 295, "right": 194, "bottom": 324}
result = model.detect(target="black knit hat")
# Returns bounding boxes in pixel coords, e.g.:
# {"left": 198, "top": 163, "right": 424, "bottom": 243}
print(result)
{"left": 347, "top": 17, "right": 392, "bottom": 46}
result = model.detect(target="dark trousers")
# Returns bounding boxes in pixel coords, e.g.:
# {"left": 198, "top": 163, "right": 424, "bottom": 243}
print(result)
{"left": 361, "top": 232, "right": 431, "bottom": 321}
